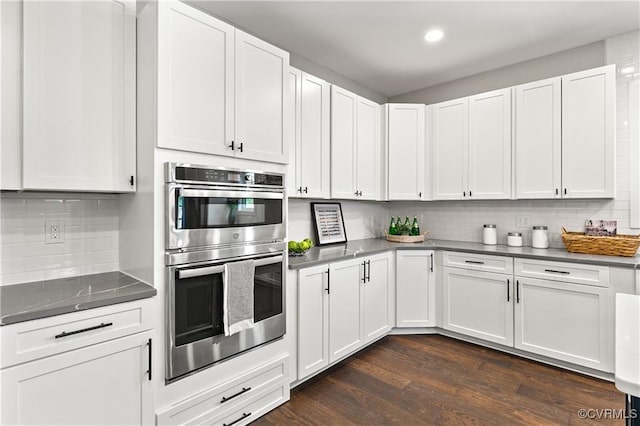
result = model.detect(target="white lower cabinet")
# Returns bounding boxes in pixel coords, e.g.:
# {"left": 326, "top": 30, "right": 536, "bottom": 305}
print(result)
{"left": 396, "top": 250, "right": 436, "bottom": 328}
{"left": 297, "top": 252, "right": 392, "bottom": 381}
{"left": 0, "top": 299, "right": 155, "bottom": 426}
{"left": 442, "top": 267, "right": 513, "bottom": 346}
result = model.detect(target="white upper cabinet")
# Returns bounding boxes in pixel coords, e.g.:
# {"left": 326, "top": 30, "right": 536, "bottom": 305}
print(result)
{"left": 468, "top": 88, "right": 512, "bottom": 199}
{"left": 431, "top": 98, "right": 469, "bottom": 200}
{"left": 331, "top": 86, "right": 381, "bottom": 200}
{"left": 561, "top": 65, "right": 615, "bottom": 198}
{"left": 515, "top": 77, "right": 562, "bottom": 199}
{"left": 158, "top": 2, "right": 289, "bottom": 164}
{"left": 288, "top": 69, "right": 330, "bottom": 198}
{"left": 386, "top": 104, "right": 425, "bottom": 200}
{"left": 20, "top": 0, "right": 136, "bottom": 192}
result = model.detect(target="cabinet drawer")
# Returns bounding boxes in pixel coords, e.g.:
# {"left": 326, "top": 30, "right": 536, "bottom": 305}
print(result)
{"left": 443, "top": 251, "right": 513, "bottom": 275}
{"left": 156, "top": 354, "right": 289, "bottom": 425}
{"left": 514, "top": 258, "right": 609, "bottom": 287}
{"left": 0, "top": 298, "right": 153, "bottom": 369}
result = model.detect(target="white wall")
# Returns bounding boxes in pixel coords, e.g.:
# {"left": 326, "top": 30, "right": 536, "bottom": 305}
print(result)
{"left": 0, "top": 193, "right": 120, "bottom": 285}
{"left": 391, "top": 41, "right": 605, "bottom": 104}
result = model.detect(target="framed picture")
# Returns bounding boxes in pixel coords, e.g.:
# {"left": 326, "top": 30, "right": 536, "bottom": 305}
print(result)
{"left": 310, "top": 202, "right": 347, "bottom": 245}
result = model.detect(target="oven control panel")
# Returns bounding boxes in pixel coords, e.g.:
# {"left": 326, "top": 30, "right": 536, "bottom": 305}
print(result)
{"left": 171, "top": 164, "right": 284, "bottom": 188}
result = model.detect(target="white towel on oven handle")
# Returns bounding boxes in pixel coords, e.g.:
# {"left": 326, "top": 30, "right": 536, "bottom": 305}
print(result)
{"left": 223, "top": 259, "right": 255, "bottom": 336}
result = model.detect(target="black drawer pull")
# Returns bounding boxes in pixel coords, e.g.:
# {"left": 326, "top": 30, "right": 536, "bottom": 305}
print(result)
{"left": 55, "top": 322, "right": 113, "bottom": 339}
{"left": 223, "top": 412, "right": 251, "bottom": 426}
{"left": 221, "top": 387, "right": 251, "bottom": 404}
{"left": 464, "top": 260, "right": 484, "bottom": 265}
{"left": 544, "top": 269, "right": 570, "bottom": 275}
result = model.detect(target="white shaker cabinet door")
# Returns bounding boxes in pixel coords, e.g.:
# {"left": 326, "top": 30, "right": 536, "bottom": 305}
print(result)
{"left": 362, "top": 253, "right": 392, "bottom": 343}
{"left": 330, "top": 85, "right": 358, "bottom": 199}
{"left": 561, "top": 64, "right": 615, "bottom": 199}
{"left": 287, "top": 68, "right": 302, "bottom": 195}
{"left": 356, "top": 97, "right": 381, "bottom": 200}
{"left": 328, "top": 259, "right": 363, "bottom": 363}
{"left": 431, "top": 98, "right": 468, "bottom": 200}
{"left": 235, "top": 30, "right": 289, "bottom": 164}
{"left": 396, "top": 250, "right": 436, "bottom": 328}
{"left": 387, "top": 104, "right": 425, "bottom": 200}
{"left": 22, "top": 0, "right": 136, "bottom": 192}
{"left": 515, "top": 77, "right": 562, "bottom": 199}
{"left": 468, "top": 88, "right": 512, "bottom": 200}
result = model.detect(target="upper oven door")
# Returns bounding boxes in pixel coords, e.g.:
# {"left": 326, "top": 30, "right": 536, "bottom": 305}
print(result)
{"left": 167, "top": 185, "right": 285, "bottom": 250}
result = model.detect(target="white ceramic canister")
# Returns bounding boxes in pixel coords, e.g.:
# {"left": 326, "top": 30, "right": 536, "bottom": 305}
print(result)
{"left": 483, "top": 224, "right": 497, "bottom": 245}
{"left": 532, "top": 225, "right": 549, "bottom": 249}
{"left": 507, "top": 232, "right": 523, "bottom": 247}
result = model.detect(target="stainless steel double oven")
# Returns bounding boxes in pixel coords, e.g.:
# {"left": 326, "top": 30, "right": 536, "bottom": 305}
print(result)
{"left": 165, "top": 163, "right": 286, "bottom": 382}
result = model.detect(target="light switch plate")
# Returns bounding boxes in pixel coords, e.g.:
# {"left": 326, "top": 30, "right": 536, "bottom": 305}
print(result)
{"left": 45, "top": 220, "right": 65, "bottom": 244}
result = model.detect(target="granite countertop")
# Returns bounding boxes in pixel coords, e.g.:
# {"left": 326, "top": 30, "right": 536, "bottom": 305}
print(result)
{"left": 0, "top": 271, "right": 157, "bottom": 326}
{"left": 287, "top": 237, "right": 640, "bottom": 270}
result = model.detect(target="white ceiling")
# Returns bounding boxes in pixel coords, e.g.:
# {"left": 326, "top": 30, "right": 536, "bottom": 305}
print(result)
{"left": 191, "top": 1, "right": 640, "bottom": 98}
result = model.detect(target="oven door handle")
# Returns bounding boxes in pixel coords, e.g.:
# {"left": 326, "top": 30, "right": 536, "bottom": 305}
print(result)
{"left": 177, "top": 255, "right": 283, "bottom": 279}
{"left": 179, "top": 188, "right": 284, "bottom": 200}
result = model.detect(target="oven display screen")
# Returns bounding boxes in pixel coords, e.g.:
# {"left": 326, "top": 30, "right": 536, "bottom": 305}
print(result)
{"left": 227, "top": 172, "right": 241, "bottom": 182}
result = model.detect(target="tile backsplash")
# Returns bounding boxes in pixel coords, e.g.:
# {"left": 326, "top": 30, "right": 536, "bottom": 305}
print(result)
{"left": 0, "top": 193, "right": 119, "bottom": 286}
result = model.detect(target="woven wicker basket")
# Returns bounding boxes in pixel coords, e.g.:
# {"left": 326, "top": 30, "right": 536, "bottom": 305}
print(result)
{"left": 561, "top": 227, "right": 640, "bottom": 257}
{"left": 384, "top": 230, "right": 429, "bottom": 243}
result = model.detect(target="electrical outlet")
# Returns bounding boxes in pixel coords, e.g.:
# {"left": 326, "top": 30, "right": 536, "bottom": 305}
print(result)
{"left": 45, "top": 220, "right": 65, "bottom": 244}
{"left": 516, "top": 215, "right": 530, "bottom": 228}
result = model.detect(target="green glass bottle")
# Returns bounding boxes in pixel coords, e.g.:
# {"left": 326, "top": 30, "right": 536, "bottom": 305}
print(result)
{"left": 403, "top": 216, "right": 411, "bottom": 235}
{"left": 411, "top": 216, "right": 420, "bottom": 236}
{"left": 396, "top": 216, "right": 403, "bottom": 234}
{"left": 388, "top": 217, "right": 398, "bottom": 235}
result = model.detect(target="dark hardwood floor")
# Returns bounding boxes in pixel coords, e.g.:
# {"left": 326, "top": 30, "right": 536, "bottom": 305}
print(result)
{"left": 254, "top": 335, "right": 625, "bottom": 425}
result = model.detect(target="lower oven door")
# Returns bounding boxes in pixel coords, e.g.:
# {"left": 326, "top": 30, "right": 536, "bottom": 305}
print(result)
{"left": 166, "top": 252, "right": 285, "bottom": 382}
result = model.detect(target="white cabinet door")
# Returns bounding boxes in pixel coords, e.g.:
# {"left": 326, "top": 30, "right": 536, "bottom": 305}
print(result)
{"left": 235, "top": 30, "right": 289, "bottom": 164}
{"left": 514, "top": 277, "right": 612, "bottom": 372}
{"left": 330, "top": 85, "right": 357, "bottom": 199}
{"left": 287, "top": 68, "right": 302, "bottom": 195}
{"left": 362, "top": 253, "right": 392, "bottom": 343}
{"left": 22, "top": 0, "right": 136, "bottom": 192}
{"left": 297, "top": 72, "right": 331, "bottom": 198}
{"left": 297, "top": 264, "right": 330, "bottom": 380}
{"left": 468, "top": 88, "right": 512, "bottom": 200}
{"left": 157, "top": 1, "right": 234, "bottom": 157}
{"left": 328, "top": 259, "right": 363, "bottom": 363}
{"left": 356, "top": 97, "right": 381, "bottom": 200}
{"left": 442, "top": 267, "right": 513, "bottom": 346}
{"left": 0, "top": 331, "right": 153, "bottom": 426}
{"left": 561, "top": 64, "right": 615, "bottom": 198}
{"left": 396, "top": 250, "right": 436, "bottom": 328}
{"left": 515, "top": 77, "right": 562, "bottom": 199}
{"left": 431, "top": 98, "right": 468, "bottom": 200}
{"left": 387, "top": 104, "right": 425, "bottom": 200}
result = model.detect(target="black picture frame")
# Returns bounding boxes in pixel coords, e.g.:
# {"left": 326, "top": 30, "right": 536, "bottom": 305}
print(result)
{"left": 310, "top": 202, "right": 347, "bottom": 246}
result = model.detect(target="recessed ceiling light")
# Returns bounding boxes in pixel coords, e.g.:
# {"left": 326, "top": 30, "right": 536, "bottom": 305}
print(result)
{"left": 424, "top": 29, "right": 444, "bottom": 43}
{"left": 621, "top": 66, "right": 635, "bottom": 75}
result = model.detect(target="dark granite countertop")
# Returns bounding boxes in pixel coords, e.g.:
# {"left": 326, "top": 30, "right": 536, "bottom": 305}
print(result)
{"left": 287, "top": 238, "right": 640, "bottom": 270}
{"left": 0, "top": 271, "right": 157, "bottom": 326}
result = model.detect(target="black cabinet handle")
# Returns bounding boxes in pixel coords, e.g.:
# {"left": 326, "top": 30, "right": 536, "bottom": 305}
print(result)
{"left": 544, "top": 269, "right": 570, "bottom": 275}
{"left": 418, "top": 192, "right": 422, "bottom": 198}
{"left": 564, "top": 188, "right": 567, "bottom": 195}
{"left": 129, "top": 175, "right": 134, "bottom": 186}
{"left": 507, "top": 279, "right": 510, "bottom": 302}
{"left": 55, "top": 322, "right": 113, "bottom": 339}
{"left": 239, "top": 142, "right": 244, "bottom": 153}
{"left": 297, "top": 186, "right": 302, "bottom": 193}
{"left": 221, "top": 387, "right": 251, "bottom": 404}
{"left": 430, "top": 253, "right": 434, "bottom": 273}
{"left": 223, "top": 412, "right": 251, "bottom": 426}
{"left": 463, "top": 191, "right": 466, "bottom": 197}
{"left": 361, "top": 261, "right": 367, "bottom": 283}
{"left": 147, "top": 338, "right": 152, "bottom": 381}
{"left": 303, "top": 187, "right": 308, "bottom": 194}
{"left": 366, "top": 260, "right": 371, "bottom": 282}
{"left": 358, "top": 191, "right": 363, "bottom": 196}
{"left": 464, "top": 260, "right": 484, "bottom": 265}
{"left": 325, "top": 269, "right": 330, "bottom": 294}
{"left": 469, "top": 190, "right": 472, "bottom": 197}
{"left": 555, "top": 188, "right": 559, "bottom": 196}
{"left": 516, "top": 280, "right": 520, "bottom": 303}
{"left": 229, "top": 140, "right": 235, "bottom": 151}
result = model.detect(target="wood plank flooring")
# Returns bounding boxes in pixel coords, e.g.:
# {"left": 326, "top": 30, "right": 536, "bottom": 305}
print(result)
{"left": 254, "top": 335, "right": 625, "bottom": 425}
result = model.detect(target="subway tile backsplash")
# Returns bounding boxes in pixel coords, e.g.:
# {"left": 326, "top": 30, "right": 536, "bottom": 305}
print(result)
{"left": 0, "top": 193, "right": 119, "bottom": 286}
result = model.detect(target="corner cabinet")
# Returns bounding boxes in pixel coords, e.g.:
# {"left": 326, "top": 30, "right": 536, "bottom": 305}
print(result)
{"left": 386, "top": 104, "right": 425, "bottom": 200}
{"left": 0, "top": 299, "right": 155, "bottom": 425}
{"left": 14, "top": 0, "right": 137, "bottom": 192}
{"left": 288, "top": 68, "right": 331, "bottom": 198}
{"left": 297, "top": 252, "right": 392, "bottom": 381}
{"left": 331, "top": 86, "right": 381, "bottom": 200}
{"left": 157, "top": 1, "right": 289, "bottom": 164}
{"left": 396, "top": 250, "right": 436, "bottom": 328}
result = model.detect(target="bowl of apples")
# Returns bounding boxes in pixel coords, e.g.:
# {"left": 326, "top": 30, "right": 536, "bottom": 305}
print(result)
{"left": 288, "top": 238, "right": 314, "bottom": 257}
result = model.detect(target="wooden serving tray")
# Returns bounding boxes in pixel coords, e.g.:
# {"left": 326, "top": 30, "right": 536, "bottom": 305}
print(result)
{"left": 384, "top": 230, "right": 429, "bottom": 243}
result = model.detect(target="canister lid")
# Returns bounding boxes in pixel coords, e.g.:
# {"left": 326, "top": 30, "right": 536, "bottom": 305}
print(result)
{"left": 484, "top": 224, "right": 497, "bottom": 228}
{"left": 532, "top": 226, "right": 548, "bottom": 230}
{"left": 508, "top": 232, "right": 522, "bottom": 236}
